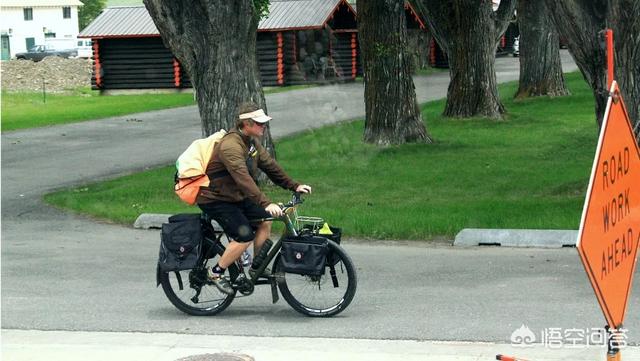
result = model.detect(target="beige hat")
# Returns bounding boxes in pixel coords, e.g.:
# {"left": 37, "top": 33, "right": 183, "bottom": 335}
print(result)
{"left": 239, "top": 108, "right": 272, "bottom": 123}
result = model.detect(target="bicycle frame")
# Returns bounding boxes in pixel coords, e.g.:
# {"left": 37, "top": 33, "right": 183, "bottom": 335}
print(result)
{"left": 246, "top": 208, "right": 300, "bottom": 282}
{"left": 191, "top": 204, "right": 305, "bottom": 302}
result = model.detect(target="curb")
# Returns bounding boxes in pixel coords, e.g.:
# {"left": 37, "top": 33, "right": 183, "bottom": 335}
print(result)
{"left": 134, "top": 213, "right": 223, "bottom": 231}
{"left": 133, "top": 213, "right": 171, "bottom": 229}
{"left": 137, "top": 216, "right": 580, "bottom": 249}
{"left": 454, "top": 228, "right": 578, "bottom": 248}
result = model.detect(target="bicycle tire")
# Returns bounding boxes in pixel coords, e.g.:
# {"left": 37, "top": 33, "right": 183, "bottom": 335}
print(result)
{"left": 275, "top": 240, "right": 357, "bottom": 317}
{"left": 159, "top": 252, "right": 236, "bottom": 316}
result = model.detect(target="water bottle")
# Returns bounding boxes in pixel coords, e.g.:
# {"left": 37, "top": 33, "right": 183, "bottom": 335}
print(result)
{"left": 250, "top": 239, "right": 273, "bottom": 271}
{"left": 241, "top": 250, "right": 252, "bottom": 267}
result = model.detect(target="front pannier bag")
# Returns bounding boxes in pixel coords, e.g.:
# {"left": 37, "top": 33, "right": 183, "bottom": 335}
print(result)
{"left": 280, "top": 235, "right": 329, "bottom": 276}
{"left": 158, "top": 214, "right": 202, "bottom": 272}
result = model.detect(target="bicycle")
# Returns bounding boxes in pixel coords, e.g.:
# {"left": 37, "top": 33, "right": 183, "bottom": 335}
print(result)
{"left": 157, "top": 192, "right": 357, "bottom": 317}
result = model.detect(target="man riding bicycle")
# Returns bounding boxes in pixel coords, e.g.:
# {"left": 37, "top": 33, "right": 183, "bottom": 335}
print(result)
{"left": 197, "top": 101, "right": 311, "bottom": 294}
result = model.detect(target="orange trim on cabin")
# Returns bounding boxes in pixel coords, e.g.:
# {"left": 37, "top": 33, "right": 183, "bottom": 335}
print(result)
{"left": 277, "top": 32, "right": 284, "bottom": 85}
{"left": 429, "top": 38, "right": 436, "bottom": 67}
{"left": 322, "top": 0, "right": 356, "bottom": 29}
{"left": 173, "top": 58, "right": 181, "bottom": 87}
{"left": 351, "top": 33, "right": 357, "bottom": 79}
{"left": 341, "top": 0, "right": 357, "bottom": 18}
{"left": 404, "top": 2, "right": 426, "bottom": 30}
{"left": 92, "top": 39, "right": 102, "bottom": 88}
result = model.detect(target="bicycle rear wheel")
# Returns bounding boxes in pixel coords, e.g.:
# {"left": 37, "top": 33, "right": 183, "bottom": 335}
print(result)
{"left": 275, "top": 240, "right": 357, "bottom": 317}
{"left": 159, "top": 252, "right": 235, "bottom": 316}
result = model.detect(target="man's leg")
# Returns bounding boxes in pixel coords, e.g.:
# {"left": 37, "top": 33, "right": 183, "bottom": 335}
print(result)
{"left": 218, "top": 219, "right": 269, "bottom": 270}
{"left": 217, "top": 240, "right": 251, "bottom": 269}
{"left": 253, "top": 221, "right": 272, "bottom": 256}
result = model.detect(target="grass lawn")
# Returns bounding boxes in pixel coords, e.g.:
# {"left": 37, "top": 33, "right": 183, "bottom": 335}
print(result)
{"left": 1, "top": 85, "right": 315, "bottom": 132}
{"left": 1, "top": 87, "right": 197, "bottom": 131}
{"left": 44, "top": 72, "right": 598, "bottom": 240}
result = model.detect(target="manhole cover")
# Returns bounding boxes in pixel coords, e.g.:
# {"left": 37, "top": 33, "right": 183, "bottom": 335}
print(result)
{"left": 176, "top": 353, "right": 254, "bottom": 361}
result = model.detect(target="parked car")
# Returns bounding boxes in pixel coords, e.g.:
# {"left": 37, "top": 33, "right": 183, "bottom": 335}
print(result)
{"left": 76, "top": 39, "right": 93, "bottom": 58}
{"left": 512, "top": 36, "right": 520, "bottom": 57}
{"left": 15, "top": 45, "right": 77, "bottom": 62}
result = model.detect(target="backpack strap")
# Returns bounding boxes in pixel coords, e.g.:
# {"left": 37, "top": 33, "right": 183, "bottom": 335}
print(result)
{"left": 205, "top": 133, "right": 259, "bottom": 190}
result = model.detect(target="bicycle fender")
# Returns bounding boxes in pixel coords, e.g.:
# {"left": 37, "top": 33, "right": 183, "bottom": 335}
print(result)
{"left": 271, "top": 275, "right": 279, "bottom": 304}
{"left": 156, "top": 264, "right": 161, "bottom": 287}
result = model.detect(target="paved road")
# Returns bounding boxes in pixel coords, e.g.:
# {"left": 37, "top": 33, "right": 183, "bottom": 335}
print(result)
{"left": 3, "top": 52, "right": 639, "bottom": 345}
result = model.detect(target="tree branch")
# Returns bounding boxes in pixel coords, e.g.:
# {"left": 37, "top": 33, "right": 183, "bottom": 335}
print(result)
{"left": 494, "top": 0, "right": 517, "bottom": 44}
{"left": 414, "top": 0, "right": 454, "bottom": 53}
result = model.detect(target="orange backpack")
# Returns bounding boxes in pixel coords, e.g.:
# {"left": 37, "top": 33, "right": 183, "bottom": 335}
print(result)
{"left": 174, "top": 129, "right": 227, "bottom": 205}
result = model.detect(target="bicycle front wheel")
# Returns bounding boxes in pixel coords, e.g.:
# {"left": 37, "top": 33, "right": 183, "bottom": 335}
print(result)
{"left": 275, "top": 240, "right": 357, "bottom": 317}
{"left": 159, "top": 254, "right": 235, "bottom": 316}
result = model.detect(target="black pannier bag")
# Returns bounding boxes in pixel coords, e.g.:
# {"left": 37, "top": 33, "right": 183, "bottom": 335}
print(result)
{"left": 280, "top": 235, "right": 329, "bottom": 276}
{"left": 301, "top": 225, "right": 342, "bottom": 266}
{"left": 158, "top": 214, "right": 202, "bottom": 272}
{"left": 322, "top": 226, "right": 342, "bottom": 266}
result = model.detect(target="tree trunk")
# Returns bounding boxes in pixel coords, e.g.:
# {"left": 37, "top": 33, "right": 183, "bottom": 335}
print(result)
{"left": 515, "top": 0, "right": 569, "bottom": 99}
{"left": 544, "top": 0, "right": 640, "bottom": 142}
{"left": 407, "top": 29, "right": 431, "bottom": 71}
{"left": 416, "top": 0, "right": 516, "bottom": 120}
{"left": 143, "top": 0, "right": 276, "bottom": 155}
{"left": 358, "top": 0, "right": 432, "bottom": 145}
{"left": 445, "top": 9, "right": 504, "bottom": 118}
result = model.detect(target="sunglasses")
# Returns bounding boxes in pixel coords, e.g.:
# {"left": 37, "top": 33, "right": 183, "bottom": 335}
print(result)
{"left": 254, "top": 122, "right": 267, "bottom": 128}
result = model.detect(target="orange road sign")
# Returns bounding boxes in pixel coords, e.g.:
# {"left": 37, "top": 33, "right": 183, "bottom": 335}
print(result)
{"left": 577, "top": 81, "right": 640, "bottom": 329}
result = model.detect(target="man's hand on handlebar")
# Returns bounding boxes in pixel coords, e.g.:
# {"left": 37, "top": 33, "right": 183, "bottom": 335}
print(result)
{"left": 266, "top": 203, "right": 284, "bottom": 218}
{"left": 296, "top": 184, "right": 312, "bottom": 194}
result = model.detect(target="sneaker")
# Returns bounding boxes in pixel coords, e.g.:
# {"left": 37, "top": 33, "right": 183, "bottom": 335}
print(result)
{"left": 241, "top": 251, "right": 252, "bottom": 267}
{"left": 207, "top": 268, "right": 234, "bottom": 295}
{"left": 248, "top": 267, "right": 271, "bottom": 279}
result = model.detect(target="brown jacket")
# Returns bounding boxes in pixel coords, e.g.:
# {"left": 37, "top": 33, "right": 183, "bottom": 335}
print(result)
{"left": 197, "top": 128, "right": 299, "bottom": 207}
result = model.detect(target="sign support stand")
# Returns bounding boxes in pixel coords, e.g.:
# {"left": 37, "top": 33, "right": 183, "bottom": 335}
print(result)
{"left": 577, "top": 28, "right": 640, "bottom": 361}
{"left": 605, "top": 29, "right": 619, "bottom": 361}
{"left": 605, "top": 29, "right": 614, "bottom": 89}
{"left": 606, "top": 326, "right": 621, "bottom": 361}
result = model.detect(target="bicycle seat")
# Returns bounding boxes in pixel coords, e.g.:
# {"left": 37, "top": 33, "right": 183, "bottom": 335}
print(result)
{"left": 200, "top": 213, "right": 224, "bottom": 232}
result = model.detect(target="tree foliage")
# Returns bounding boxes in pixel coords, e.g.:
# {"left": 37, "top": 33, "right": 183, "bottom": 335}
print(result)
{"left": 78, "top": 0, "right": 106, "bottom": 30}
{"left": 253, "top": 0, "right": 270, "bottom": 19}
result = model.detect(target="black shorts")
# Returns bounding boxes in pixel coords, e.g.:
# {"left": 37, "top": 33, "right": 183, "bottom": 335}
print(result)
{"left": 199, "top": 199, "right": 271, "bottom": 242}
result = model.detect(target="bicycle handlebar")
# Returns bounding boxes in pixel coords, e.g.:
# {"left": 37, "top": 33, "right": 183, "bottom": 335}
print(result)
{"left": 288, "top": 192, "right": 304, "bottom": 207}
{"left": 251, "top": 192, "right": 305, "bottom": 223}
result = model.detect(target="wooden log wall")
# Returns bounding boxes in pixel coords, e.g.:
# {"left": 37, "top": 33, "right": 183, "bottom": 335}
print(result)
{"left": 283, "top": 32, "right": 305, "bottom": 85}
{"left": 257, "top": 32, "right": 279, "bottom": 86}
{"left": 91, "top": 37, "right": 191, "bottom": 90}
{"left": 332, "top": 32, "right": 361, "bottom": 80}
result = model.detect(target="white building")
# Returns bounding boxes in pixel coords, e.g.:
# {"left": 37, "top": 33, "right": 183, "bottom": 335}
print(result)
{"left": 0, "top": 0, "right": 83, "bottom": 60}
